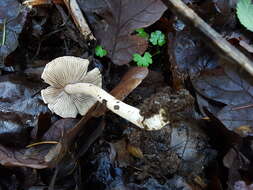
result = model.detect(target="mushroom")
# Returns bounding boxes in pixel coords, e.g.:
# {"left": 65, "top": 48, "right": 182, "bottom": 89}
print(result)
{"left": 41, "top": 56, "right": 168, "bottom": 130}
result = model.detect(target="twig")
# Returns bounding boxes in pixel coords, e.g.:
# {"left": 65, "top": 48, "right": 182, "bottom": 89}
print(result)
{"left": 23, "top": 0, "right": 95, "bottom": 41}
{"left": 23, "top": 0, "right": 62, "bottom": 6}
{"left": 62, "top": 0, "right": 95, "bottom": 41}
{"left": 1, "top": 19, "right": 6, "bottom": 46}
{"left": 161, "top": 0, "right": 253, "bottom": 76}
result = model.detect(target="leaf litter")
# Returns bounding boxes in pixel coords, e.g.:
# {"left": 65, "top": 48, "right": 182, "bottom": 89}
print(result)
{"left": 1, "top": 0, "right": 253, "bottom": 189}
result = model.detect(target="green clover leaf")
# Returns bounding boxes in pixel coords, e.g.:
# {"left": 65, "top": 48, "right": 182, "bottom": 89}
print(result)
{"left": 149, "top": 30, "right": 166, "bottom": 46}
{"left": 237, "top": 0, "right": 253, "bottom": 32}
{"left": 133, "top": 52, "right": 152, "bottom": 67}
{"left": 95, "top": 45, "right": 107, "bottom": 57}
{"left": 136, "top": 28, "right": 149, "bottom": 39}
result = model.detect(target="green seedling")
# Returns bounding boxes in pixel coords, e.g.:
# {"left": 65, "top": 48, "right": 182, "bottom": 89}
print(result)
{"left": 136, "top": 28, "right": 149, "bottom": 38}
{"left": 237, "top": 0, "right": 253, "bottom": 32}
{"left": 149, "top": 30, "right": 166, "bottom": 46}
{"left": 133, "top": 52, "right": 152, "bottom": 67}
{"left": 95, "top": 45, "right": 107, "bottom": 57}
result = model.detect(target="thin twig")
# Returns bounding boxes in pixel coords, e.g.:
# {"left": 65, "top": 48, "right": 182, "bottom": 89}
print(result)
{"left": 23, "top": 0, "right": 62, "bottom": 6}
{"left": 161, "top": 0, "right": 253, "bottom": 76}
{"left": 1, "top": 19, "right": 6, "bottom": 46}
{"left": 62, "top": 0, "right": 95, "bottom": 41}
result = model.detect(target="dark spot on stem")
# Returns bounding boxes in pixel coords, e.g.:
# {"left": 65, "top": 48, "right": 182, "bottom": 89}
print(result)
{"left": 114, "top": 105, "right": 120, "bottom": 110}
{"left": 102, "top": 99, "right": 107, "bottom": 106}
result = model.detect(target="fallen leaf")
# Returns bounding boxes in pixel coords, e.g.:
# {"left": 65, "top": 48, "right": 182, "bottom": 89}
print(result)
{"left": 223, "top": 147, "right": 251, "bottom": 189}
{"left": 111, "top": 139, "right": 133, "bottom": 167}
{"left": 0, "top": 74, "right": 49, "bottom": 147}
{"left": 193, "top": 66, "right": 253, "bottom": 106}
{"left": 234, "top": 181, "right": 253, "bottom": 190}
{"left": 0, "top": 144, "right": 50, "bottom": 169}
{"left": 217, "top": 105, "right": 253, "bottom": 137}
{"left": 94, "top": 0, "right": 167, "bottom": 65}
{"left": 0, "top": 0, "right": 28, "bottom": 64}
{"left": 78, "top": 0, "right": 107, "bottom": 13}
{"left": 168, "top": 30, "right": 219, "bottom": 78}
{"left": 42, "top": 119, "right": 78, "bottom": 141}
{"left": 193, "top": 64, "right": 253, "bottom": 137}
{"left": 127, "top": 144, "right": 143, "bottom": 159}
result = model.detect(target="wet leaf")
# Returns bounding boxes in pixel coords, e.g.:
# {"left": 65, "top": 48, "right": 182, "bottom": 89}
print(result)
{"left": 0, "top": 74, "right": 49, "bottom": 147}
{"left": 168, "top": 31, "right": 219, "bottom": 78}
{"left": 31, "top": 112, "right": 51, "bottom": 139}
{"left": 78, "top": 0, "right": 107, "bottom": 13}
{"left": 193, "top": 65, "right": 253, "bottom": 137}
{"left": 42, "top": 119, "right": 78, "bottom": 141}
{"left": 0, "top": 144, "right": 50, "bottom": 169}
{"left": 0, "top": 0, "right": 28, "bottom": 64}
{"left": 94, "top": 0, "right": 167, "bottom": 65}
{"left": 217, "top": 105, "right": 253, "bottom": 137}
{"left": 193, "top": 66, "right": 253, "bottom": 106}
{"left": 234, "top": 181, "right": 253, "bottom": 190}
{"left": 82, "top": 141, "right": 122, "bottom": 189}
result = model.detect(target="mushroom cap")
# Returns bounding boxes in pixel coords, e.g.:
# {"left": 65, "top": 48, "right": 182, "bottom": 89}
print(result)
{"left": 41, "top": 56, "right": 102, "bottom": 118}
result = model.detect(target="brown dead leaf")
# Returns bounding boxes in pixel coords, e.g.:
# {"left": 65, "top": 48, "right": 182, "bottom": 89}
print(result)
{"left": 193, "top": 64, "right": 253, "bottom": 137}
{"left": 94, "top": 0, "right": 167, "bottom": 65}
{"left": 0, "top": 144, "right": 50, "bottom": 169}
{"left": 0, "top": 0, "right": 28, "bottom": 64}
{"left": 112, "top": 139, "right": 133, "bottom": 167}
{"left": 127, "top": 144, "right": 143, "bottom": 159}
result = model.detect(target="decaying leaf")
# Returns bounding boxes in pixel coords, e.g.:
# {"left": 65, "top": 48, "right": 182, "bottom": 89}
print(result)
{"left": 0, "top": 74, "right": 50, "bottom": 147}
{"left": 193, "top": 66, "right": 253, "bottom": 106}
{"left": 0, "top": 0, "right": 28, "bottom": 64}
{"left": 168, "top": 30, "right": 219, "bottom": 78}
{"left": 217, "top": 105, "right": 253, "bottom": 137}
{"left": 78, "top": 0, "right": 107, "bottom": 13}
{"left": 94, "top": 0, "right": 167, "bottom": 65}
{"left": 0, "top": 144, "right": 50, "bottom": 169}
{"left": 193, "top": 65, "right": 253, "bottom": 137}
{"left": 234, "top": 181, "right": 253, "bottom": 190}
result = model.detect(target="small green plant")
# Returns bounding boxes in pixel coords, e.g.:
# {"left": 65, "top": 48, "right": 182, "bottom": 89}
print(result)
{"left": 136, "top": 28, "right": 149, "bottom": 38}
{"left": 149, "top": 30, "right": 166, "bottom": 46}
{"left": 133, "top": 52, "right": 152, "bottom": 67}
{"left": 95, "top": 45, "right": 107, "bottom": 57}
{"left": 237, "top": 0, "right": 253, "bottom": 32}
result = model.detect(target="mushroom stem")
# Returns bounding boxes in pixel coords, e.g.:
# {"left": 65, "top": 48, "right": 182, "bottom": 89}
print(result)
{"left": 64, "top": 83, "right": 167, "bottom": 130}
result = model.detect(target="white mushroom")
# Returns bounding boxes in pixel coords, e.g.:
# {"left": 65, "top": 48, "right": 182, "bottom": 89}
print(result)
{"left": 41, "top": 56, "right": 168, "bottom": 130}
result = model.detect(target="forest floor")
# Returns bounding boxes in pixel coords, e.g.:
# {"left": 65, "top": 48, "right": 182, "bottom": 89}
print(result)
{"left": 0, "top": 0, "right": 253, "bottom": 189}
